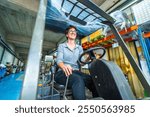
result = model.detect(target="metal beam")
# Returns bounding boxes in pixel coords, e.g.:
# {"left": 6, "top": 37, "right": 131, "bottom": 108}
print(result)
{"left": 77, "top": 0, "right": 115, "bottom": 23}
{"left": 7, "top": 40, "right": 30, "bottom": 48}
{"left": 0, "top": 37, "right": 22, "bottom": 61}
{"left": 0, "top": 0, "right": 39, "bottom": 16}
{"left": 108, "top": 0, "right": 140, "bottom": 13}
{"left": 20, "top": 0, "right": 47, "bottom": 100}
{"left": 16, "top": 47, "right": 49, "bottom": 56}
{"left": 106, "top": 0, "right": 126, "bottom": 13}
{"left": 105, "top": 0, "right": 124, "bottom": 13}
{"left": 7, "top": 34, "right": 56, "bottom": 49}
{"left": 16, "top": 48, "right": 29, "bottom": 54}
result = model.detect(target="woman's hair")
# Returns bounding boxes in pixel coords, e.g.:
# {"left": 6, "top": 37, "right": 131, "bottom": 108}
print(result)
{"left": 65, "top": 25, "right": 77, "bottom": 35}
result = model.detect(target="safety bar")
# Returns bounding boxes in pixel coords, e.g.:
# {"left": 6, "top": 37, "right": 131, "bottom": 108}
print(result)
{"left": 20, "top": 0, "right": 47, "bottom": 99}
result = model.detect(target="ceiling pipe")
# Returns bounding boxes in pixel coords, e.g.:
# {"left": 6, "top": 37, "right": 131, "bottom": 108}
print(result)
{"left": 109, "top": 0, "right": 141, "bottom": 13}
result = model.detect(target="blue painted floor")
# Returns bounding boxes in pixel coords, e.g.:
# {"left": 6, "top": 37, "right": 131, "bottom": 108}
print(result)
{"left": 0, "top": 72, "right": 24, "bottom": 100}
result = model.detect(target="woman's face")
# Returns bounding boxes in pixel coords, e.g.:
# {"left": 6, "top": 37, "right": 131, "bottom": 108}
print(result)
{"left": 66, "top": 27, "right": 77, "bottom": 40}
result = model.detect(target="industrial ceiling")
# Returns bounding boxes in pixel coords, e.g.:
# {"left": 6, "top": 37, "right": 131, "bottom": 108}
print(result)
{"left": 0, "top": 0, "right": 130, "bottom": 61}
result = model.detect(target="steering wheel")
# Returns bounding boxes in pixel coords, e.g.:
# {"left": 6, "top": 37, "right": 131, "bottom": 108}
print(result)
{"left": 79, "top": 47, "right": 106, "bottom": 64}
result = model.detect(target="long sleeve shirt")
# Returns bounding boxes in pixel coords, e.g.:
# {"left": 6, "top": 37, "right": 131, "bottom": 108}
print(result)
{"left": 56, "top": 42, "right": 83, "bottom": 70}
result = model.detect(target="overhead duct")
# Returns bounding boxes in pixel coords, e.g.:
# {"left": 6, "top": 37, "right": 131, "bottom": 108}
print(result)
{"left": 106, "top": 0, "right": 127, "bottom": 13}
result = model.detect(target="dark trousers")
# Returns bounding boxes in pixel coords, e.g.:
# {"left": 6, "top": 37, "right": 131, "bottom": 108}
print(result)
{"left": 55, "top": 70, "right": 98, "bottom": 100}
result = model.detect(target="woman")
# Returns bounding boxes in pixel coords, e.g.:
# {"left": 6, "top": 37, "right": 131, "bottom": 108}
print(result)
{"left": 55, "top": 25, "right": 98, "bottom": 100}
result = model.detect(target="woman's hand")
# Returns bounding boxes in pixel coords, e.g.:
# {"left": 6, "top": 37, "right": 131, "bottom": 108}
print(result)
{"left": 62, "top": 65, "right": 73, "bottom": 76}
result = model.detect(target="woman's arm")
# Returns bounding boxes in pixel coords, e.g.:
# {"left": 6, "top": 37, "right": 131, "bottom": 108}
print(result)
{"left": 56, "top": 44, "right": 73, "bottom": 76}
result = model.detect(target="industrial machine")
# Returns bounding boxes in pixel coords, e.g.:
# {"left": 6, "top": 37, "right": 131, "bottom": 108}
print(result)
{"left": 79, "top": 47, "right": 135, "bottom": 100}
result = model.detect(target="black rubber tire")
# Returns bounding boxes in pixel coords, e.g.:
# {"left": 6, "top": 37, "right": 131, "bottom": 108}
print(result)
{"left": 89, "top": 59, "right": 135, "bottom": 100}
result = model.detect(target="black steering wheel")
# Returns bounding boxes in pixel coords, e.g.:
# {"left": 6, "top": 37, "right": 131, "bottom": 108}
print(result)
{"left": 79, "top": 47, "right": 106, "bottom": 64}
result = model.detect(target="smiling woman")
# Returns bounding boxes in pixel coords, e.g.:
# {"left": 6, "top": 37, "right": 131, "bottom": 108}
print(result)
{"left": 55, "top": 25, "right": 98, "bottom": 100}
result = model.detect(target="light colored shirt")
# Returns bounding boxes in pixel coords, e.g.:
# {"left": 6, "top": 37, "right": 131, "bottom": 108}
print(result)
{"left": 56, "top": 42, "right": 83, "bottom": 70}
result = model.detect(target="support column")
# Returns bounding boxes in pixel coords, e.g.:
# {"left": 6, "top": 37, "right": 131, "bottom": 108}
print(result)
{"left": 137, "top": 28, "right": 150, "bottom": 72}
{"left": 21, "top": 0, "right": 47, "bottom": 100}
